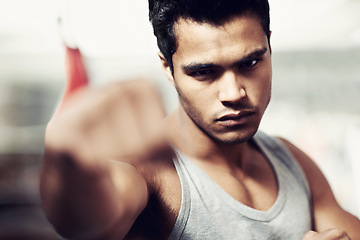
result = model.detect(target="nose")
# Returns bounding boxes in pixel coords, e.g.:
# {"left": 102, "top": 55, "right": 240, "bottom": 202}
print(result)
{"left": 218, "top": 72, "right": 246, "bottom": 104}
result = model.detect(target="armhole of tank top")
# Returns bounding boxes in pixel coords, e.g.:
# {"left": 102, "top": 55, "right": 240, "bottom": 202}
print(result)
{"left": 169, "top": 151, "right": 191, "bottom": 240}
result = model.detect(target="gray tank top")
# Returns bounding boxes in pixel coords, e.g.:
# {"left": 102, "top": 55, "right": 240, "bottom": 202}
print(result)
{"left": 169, "top": 131, "right": 312, "bottom": 240}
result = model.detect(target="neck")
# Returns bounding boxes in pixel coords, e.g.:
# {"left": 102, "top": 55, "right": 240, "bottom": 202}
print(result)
{"left": 164, "top": 107, "right": 252, "bottom": 166}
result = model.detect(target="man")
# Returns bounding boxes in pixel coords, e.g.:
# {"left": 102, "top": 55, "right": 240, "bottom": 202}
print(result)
{"left": 40, "top": 0, "right": 360, "bottom": 239}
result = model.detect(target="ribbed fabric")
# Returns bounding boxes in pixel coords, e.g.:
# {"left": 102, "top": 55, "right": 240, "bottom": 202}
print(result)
{"left": 169, "top": 131, "right": 312, "bottom": 240}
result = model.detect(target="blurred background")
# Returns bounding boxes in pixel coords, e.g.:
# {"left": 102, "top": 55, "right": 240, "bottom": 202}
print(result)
{"left": 0, "top": 0, "right": 359, "bottom": 239}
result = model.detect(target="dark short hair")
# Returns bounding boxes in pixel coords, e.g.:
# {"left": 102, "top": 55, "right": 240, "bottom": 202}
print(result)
{"left": 148, "top": 0, "right": 270, "bottom": 73}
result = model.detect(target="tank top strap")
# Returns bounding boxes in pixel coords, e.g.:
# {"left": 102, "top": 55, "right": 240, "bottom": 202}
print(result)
{"left": 253, "top": 131, "right": 311, "bottom": 199}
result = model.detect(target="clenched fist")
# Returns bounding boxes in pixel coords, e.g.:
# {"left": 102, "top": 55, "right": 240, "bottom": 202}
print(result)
{"left": 47, "top": 79, "right": 168, "bottom": 167}
{"left": 303, "top": 229, "right": 351, "bottom": 240}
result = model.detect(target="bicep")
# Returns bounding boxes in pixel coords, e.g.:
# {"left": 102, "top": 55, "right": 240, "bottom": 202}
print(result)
{"left": 279, "top": 138, "right": 360, "bottom": 239}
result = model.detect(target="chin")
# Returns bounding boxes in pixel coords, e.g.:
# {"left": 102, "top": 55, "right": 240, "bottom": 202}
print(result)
{"left": 212, "top": 127, "right": 258, "bottom": 145}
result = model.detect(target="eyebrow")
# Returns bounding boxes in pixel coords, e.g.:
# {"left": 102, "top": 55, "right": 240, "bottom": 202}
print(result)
{"left": 181, "top": 47, "right": 268, "bottom": 71}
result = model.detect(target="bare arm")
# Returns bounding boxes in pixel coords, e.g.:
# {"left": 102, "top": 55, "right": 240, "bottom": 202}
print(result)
{"left": 40, "top": 80, "right": 166, "bottom": 239}
{"left": 279, "top": 138, "right": 360, "bottom": 240}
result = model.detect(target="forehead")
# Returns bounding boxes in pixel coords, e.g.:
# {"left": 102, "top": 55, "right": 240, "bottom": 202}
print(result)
{"left": 172, "top": 15, "right": 268, "bottom": 66}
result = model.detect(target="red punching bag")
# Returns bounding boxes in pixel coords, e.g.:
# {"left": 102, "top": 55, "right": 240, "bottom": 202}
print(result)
{"left": 64, "top": 46, "right": 89, "bottom": 99}
{"left": 56, "top": 45, "right": 89, "bottom": 112}
{"left": 57, "top": 5, "right": 89, "bottom": 112}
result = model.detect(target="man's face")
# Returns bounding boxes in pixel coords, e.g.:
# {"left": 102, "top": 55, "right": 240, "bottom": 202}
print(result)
{"left": 167, "top": 15, "right": 272, "bottom": 144}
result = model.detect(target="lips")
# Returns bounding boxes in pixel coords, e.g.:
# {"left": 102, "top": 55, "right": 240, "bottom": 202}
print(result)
{"left": 216, "top": 110, "right": 255, "bottom": 126}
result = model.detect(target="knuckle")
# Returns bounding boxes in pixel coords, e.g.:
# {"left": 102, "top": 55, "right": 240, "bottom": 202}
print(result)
{"left": 302, "top": 230, "right": 318, "bottom": 240}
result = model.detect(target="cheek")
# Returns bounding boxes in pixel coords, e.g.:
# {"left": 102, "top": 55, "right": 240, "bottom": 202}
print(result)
{"left": 175, "top": 77, "right": 214, "bottom": 106}
{"left": 175, "top": 82, "right": 215, "bottom": 121}
{"left": 246, "top": 69, "right": 272, "bottom": 105}
{"left": 256, "top": 63, "right": 272, "bottom": 94}
{"left": 260, "top": 80, "right": 272, "bottom": 105}
{"left": 179, "top": 89, "right": 209, "bottom": 114}
{"left": 175, "top": 82, "right": 198, "bottom": 111}
{"left": 264, "top": 70, "right": 272, "bottom": 102}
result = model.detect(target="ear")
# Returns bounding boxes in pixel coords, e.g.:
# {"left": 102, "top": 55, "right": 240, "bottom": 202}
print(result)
{"left": 158, "top": 52, "right": 175, "bottom": 86}
{"left": 268, "top": 31, "right": 272, "bottom": 54}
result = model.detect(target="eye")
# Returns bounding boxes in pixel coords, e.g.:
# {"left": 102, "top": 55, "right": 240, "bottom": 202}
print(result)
{"left": 190, "top": 69, "right": 214, "bottom": 77}
{"left": 242, "top": 59, "right": 259, "bottom": 68}
{"left": 248, "top": 59, "right": 258, "bottom": 67}
{"left": 188, "top": 69, "right": 218, "bottom": 81}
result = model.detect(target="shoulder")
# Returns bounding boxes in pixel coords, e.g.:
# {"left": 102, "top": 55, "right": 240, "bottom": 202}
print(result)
{"left": 254, "top": 132, "right": 311, "bottom": 177}
{"left": 277, "top": 137, "right": 360, "bottom": 238}
{"left": 254, "top": 132, "right": 311, "bottom": 196}
{"left": 135, "top": 149, "right": 180, "bottom": 199}
{"left": 125, "top": 151, "right": 181, "bottom": 239}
